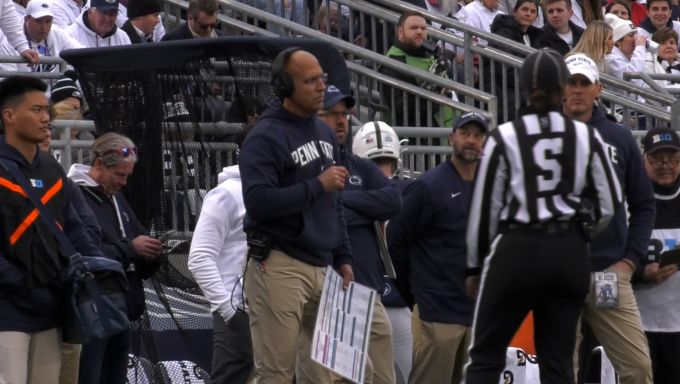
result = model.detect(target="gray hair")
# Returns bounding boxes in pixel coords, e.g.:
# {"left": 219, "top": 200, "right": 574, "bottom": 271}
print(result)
{"left": 91, "top": 132, "right": 138, "bottom": 168}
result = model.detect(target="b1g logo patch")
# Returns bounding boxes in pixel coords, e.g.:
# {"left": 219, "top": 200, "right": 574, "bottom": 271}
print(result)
{"left": 30, "top": 179, "right": 44, "bottom": 188}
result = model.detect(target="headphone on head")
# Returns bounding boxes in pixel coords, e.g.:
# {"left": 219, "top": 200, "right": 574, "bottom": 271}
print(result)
{"left": 271, "top": 47, "right": 303, "bottom": 100}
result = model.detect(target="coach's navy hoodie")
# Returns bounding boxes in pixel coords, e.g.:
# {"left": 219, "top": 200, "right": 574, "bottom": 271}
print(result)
{"left": 587, "top": 105, "right": 655, "bottom": 272}
{"left": 387, "top": 160, "right": 474, "bottom": 325}
{"left": 339, "top": 147, "right": 401, "bottom": 292}
{"left": 239, "top": 101, "right": 352, "bottom": 269}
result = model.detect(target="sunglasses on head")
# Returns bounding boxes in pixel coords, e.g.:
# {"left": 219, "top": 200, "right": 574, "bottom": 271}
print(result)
{"left": 97, "top": 146, "right": 138, "bottom": 158}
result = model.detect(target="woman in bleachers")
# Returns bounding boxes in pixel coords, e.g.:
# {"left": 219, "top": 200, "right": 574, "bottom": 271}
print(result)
{"left": 605, "top": 0, "right": 632, "bottom": 20}
{"left": 487, "top": 0, "right": 541, "bottom": 121}
{"left": 568, "top": 20, "right": 614, "bottom": 72}
{"left": 651, "top": 27, "right": 680, "bottom": 83}
{"left": 490, "top": 0, "right": 542, "bottom": 47}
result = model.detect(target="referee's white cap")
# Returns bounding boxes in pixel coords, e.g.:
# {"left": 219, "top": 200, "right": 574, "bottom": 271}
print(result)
{"left": 519, "top": 48, "right": 569, "bottom": 93}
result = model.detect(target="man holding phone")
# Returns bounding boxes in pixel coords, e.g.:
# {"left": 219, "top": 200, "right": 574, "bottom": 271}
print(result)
{"left": 635, "top": 127, "right": 680, "bottom": 384}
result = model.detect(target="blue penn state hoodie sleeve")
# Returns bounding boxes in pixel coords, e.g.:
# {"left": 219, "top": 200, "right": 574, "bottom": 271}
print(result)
{"left": 342, "top": 155, "right": 402, "bottom": 222}
{"left": 588, "top": 107, "right": 655, "bottom": 271}
{"left": 340, "top": 153, "right": 401, "bottom": 291}
{"left": 240, "top": 102, "right": 352, "bottom": 268}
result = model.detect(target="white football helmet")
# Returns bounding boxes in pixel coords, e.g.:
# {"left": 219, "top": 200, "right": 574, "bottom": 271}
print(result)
{"left": 352, "top": 121, "right": 401, "bottom": 161}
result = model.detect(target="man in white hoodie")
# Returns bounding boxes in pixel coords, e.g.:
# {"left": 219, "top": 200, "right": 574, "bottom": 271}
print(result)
{"left": 65, "top": 0, "right": 130, "bottom": 47}
{"left": 188, "top": 163, "right": 252, "bottom": 384}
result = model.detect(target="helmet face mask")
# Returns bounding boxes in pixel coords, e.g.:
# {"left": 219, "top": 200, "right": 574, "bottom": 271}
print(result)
{"left": 352, "top": 121, "right": 401, "bottom": 163}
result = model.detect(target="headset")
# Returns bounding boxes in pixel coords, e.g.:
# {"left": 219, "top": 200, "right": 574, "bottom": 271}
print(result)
{"left": 271, "top": 47, "right": 303, "bottom": 100}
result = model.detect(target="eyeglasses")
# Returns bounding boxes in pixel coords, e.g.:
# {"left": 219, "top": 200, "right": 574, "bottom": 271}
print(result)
{"left": 303, "top": 73, "right": 328, "bottom": 86}
{"left": 648, "top": 157, "right": 680, "bottom": 169}
{"left": 319, "top": 110, "right": 351, "bottom": 120}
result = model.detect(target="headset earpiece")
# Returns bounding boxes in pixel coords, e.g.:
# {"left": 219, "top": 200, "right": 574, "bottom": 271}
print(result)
{"left": 271, "top": 47, "right": 302, "bottom": 100}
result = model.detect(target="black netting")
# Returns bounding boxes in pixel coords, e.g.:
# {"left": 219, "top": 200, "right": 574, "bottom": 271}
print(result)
{"left": 62, "top": 37, "right": 349, "bottom": 382}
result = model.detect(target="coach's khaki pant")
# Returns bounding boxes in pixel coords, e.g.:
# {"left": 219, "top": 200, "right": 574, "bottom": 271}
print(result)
{"left": 245, "top": 250, "right": 329, "bottom": 384}
{"left": 59, "top": 343, "right": 81, "bottom": 384}
{"left": 364, "top": 300, "right": 396, "bottom": 384}
{"left": 408, "top": 319, "right": 470, "bottom": 384}
{"left": 576, "top": 269, "right": 653, "bottom": 384}
{"left": 0, "top": 328, "right": 61, "bottom": 384}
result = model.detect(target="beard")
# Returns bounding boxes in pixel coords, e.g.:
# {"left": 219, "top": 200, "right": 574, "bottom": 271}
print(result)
{"left": 454, "top": 147, "right": 480, "bottom": 163}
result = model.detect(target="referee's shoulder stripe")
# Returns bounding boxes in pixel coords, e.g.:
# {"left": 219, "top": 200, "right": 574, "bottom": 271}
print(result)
{"left": 548, "top": 111, "right": 566, "bottom": 133}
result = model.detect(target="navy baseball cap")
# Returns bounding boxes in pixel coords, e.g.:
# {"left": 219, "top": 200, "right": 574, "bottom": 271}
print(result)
{"left": 642, "top": 128, "right": 680, "bottom": 154}
{"left": 453, "top": 111, "right": 488, "bottom": 132}
{"left": 323, "top": 84, "right": 355, "bottom": 110}
{"left": 91, "top": 0, "right": 119, "bottom": 12}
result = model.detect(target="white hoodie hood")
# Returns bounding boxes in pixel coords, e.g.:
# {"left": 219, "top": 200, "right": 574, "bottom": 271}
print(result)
{"left": 67, "top": 163, "right": 99, "bottom": 187}
{"left": 217, "top": 165, "right": 240, "bottom": 184}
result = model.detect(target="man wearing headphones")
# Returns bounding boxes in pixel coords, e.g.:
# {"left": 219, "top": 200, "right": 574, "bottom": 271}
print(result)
{"left": 239, "top": 48, "right": 354, "bottom": 383}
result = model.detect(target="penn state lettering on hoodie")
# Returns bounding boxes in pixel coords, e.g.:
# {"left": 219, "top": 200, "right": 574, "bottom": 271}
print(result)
{"left": 239, "top": 101, "right": 352, "bottom": 268}
{"left": 338, "top": 148, "right": 401, "bottom": 292}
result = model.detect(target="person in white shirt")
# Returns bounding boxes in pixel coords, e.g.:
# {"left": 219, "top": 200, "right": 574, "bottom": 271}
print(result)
{"left": 456, "top": 0, "right": 505, "bottom": 38}
{"left": 65, "top": 0, "right": 131, "bottom": 47}
{"left": 188, "top": 164, "right": 253, "bottom": 383}
{"left": 605, "top": 13, "right": 647, "bottom": 86}
{"left": 0, "top": 0, "right": 83, "bottom": 72}
{"left": 50, "top": 0, "right": 83, "bottom": 27}
{"left": 0, "top": 0, "right": 37, "bottom": 64}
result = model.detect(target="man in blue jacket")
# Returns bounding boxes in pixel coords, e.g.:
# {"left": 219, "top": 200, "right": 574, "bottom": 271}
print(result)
{"left": 0, "top": 76, "right": 100, "bottom": 383}
{"left": 239, "top": 48, "right": 354, "bottom": 383}
{"left": 388, "top": 111, "right": 487, "bottom": 384}
{"left": 304, "top": 84, "right": 400, "bottom": 384}
{"left": 563, "top": 54, "right": 656, "bottom": 384}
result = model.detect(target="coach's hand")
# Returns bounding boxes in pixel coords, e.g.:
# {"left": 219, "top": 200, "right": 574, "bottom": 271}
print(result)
{"left": 466, "top": 275, "right": 480, "bottom": 299}
{"left": 644, "top": 262, "right": 678, "bottom": 284}
{"left": 337, "top": 264, "right": 354, "bottom": 289}
{"left": 319, "top": 165, "right": 348, "bottom": 192}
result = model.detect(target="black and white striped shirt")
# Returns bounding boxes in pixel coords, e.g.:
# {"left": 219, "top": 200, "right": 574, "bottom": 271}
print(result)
{"left": 467, "top": 111, "right": 623, "bottom": 269}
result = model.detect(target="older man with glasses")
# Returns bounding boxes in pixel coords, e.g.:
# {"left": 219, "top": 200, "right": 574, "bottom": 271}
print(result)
{"left": 67, "top": 132, "right": 162, "bottom": 384}
{"left": 65, "top": 0, "right": 131, "bottom": 47}
{"left": 635, "top": 128, "right": 680, "bottom": 384}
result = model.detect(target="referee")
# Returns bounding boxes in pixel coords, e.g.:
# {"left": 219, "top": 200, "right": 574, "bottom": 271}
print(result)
{"left": 463, "top": 49, "right": 623, "bottom": 384}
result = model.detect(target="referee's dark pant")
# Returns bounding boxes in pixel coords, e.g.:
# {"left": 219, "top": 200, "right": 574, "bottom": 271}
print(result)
{"left": 465, "top": 225, "right": 591, "bottom": 384}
